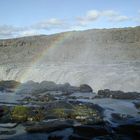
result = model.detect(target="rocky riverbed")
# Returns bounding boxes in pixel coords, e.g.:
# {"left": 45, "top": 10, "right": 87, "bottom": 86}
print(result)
{"left": 0, "top": 80, "right": 140, "bottom": 140}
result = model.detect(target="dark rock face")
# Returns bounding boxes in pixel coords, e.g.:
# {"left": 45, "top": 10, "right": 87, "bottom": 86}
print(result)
{"left": 25, "top": 120, "right": 72, "bottom": 133}
{"left": 133, "top": 101, "right": 140, "bottom": 109}
{"left": 14, "top": 81, "right": 93, "bottom": 94}
{"left": 73, "top": 125, "right": 109, "bottom": 139}
{"left": 113, "top": 123, "right": 140, "bottom": 139}
{"left": 97, "top": 89, "right": 140, "bottom": 99}
{"left": 69, "top": 135, "right": 89, "bottom": 140}
{"left": 0, "top": 107, "right": 4, "bottom": 117}
{"left": 48, "top": 135, "right": 63, "bottom": 140}
{"left": 0, "top": 130, "right": 16, "bottom": 135}
{"left": 0, "top": 80, "right": 85, "bottom": 94}
{"left": 0, "top": 80, "right": 20, "bottom": 92}
{"left": 79, "top": 84, "right": 93, "bottom": 93}
{"left": 111, "top": 113, "right": 134, "bottom": 124}
{"left": 0, "top": 106, "right": 12, "bottom": 123}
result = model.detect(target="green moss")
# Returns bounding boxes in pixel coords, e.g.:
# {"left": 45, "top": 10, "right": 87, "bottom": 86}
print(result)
{"left": 73, "top": 105, "right": 97, "bottom": 117}
{"left": 32, "top": 109, "right": 45, "bottom": 121}
{"left": 12, "top": 106, "right": 29, "bottom": 122}
{"left": 51, "top": 108, "right": 67, "bottom": 118}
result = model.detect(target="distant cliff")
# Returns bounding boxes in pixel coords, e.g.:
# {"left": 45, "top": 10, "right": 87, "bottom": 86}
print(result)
{"left": 0, "top": 26, "right": 140, "bottom": 92}
{"left": 0, "top": 26, "right": 140, "bottom": 65}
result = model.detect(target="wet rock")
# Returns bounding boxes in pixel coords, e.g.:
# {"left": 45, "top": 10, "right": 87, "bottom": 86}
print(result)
{"left": 111, "top": 113, "right": 133, "bottom": 121}
{"left": 92, "top": 135, "right": 113, "bottom": 140}
{"left": 113, "top": 123, "right": 140, "bottom": 138}
{"left": 73, "top": 125, "right": 109, "bottom": 138}
{"left": 79, "top": 84, "right": 93, "bottom": 93}
{"left": 0, "top": 106, "right": 12, "bottom": 123}
{"left": 69, "top": 134, "right": 89, "bottom": 140}
{"left": 46, "top": 101, "right": 104, "bottom": 124}
{"left": 97, "top": 89, "right": 112, "bottom": 98}
{"left": 22, "top": 94, "right": 56, "bottom": 104}
{"left": 48, "top": 135, "right": 63, "bottom": 140}
{"left": 11, "top": 106, "right": 29, "bottom": 122}
{"left": 0, "top": 107, "right": 4, "bottom": 117}
{"left": 92, "top": 135, "right": 133, "bottom": 140}
{"left": 97, "top": 89, "right": 140, "bottom": 99}
{"left": 15, "top": 81, "right": 80, "bottom": 94}
{"left": 25, "top": 120, "right": 72, "bottom": 133}
{"left": 0, "top": 130, "right": 16, "bottom": 135}
{"left": 133, "top": 101, "right": 140, "bottom": 109}
{"left": 0, "top": 80, "right": 20, "bottom": 92}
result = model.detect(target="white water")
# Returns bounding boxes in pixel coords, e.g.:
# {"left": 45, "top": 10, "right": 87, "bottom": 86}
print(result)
{"left": 0, "top": 62, "right": 140, "bottom": 92}
{"left": 0, "top": 28, "right": 140, "bottom": 92}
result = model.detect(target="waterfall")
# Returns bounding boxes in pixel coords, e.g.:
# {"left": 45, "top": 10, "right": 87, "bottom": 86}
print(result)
{"left": 0, "top": 27, "right": 140, "bottom": 92}
{"left": 0, "top": 62, "right": 140, "bottom": 92}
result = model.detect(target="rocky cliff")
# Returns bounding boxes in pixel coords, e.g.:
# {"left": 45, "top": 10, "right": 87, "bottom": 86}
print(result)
{"left": 0, "top": 26, "right": 140, "bottom": 91}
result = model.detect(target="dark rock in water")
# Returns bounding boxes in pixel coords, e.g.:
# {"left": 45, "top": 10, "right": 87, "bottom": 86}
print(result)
{"left": 133, "top": 101, "right": 140, "bottom": 109}
{"left": 0, "top": 130, "right": 16, "bottom": 135}
{"left": 0, "top": 80, "right": 20, "bottom": 92}
{"left": 16, "top": 80, "right": 79, "bottom": 94}
{"left": 97, "top": 89, "right": 112, "bottom": 98}
{"left": 48, "top": 135, "right": 63, "bottom": 140}
{"left": 73, "top": 125, "right": 109, "bottom": 139}
{"left": 1, "top": 80, "right": 92, "bottom": 94}
{"left": 97, "top": 89, "right": 140, "bottom": 99}
{"left": 79, "top": 84, "right": 93, "bottom": 93}
{"left": 113, "top": 123, "right": 140, "bottom": 139}
{"left": 25, "top": 120, "right": 72, "bottom": 133}
{"left": 92, "top": 136, "right": 113, "bottom": 140}
{"left": 111, "top": 113, "right": 133, "bottom": 122}
{"left": 69, "top": 134, "right": 89, "bottom": 140}
{"left": 92, "top": 135, "right": 132, "bottom": 140}
{"left": 0, "top": 107, "right": 4, "bottom": 117}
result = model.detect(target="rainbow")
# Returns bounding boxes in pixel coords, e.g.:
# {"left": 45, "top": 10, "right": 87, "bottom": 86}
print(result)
{"left": 15, "top": 31, "right": 74, "bottom": 85}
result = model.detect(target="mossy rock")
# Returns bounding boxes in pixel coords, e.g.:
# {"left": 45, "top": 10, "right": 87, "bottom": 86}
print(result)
{"left": 11, "top": 106, "right": 29, "bottom": 122}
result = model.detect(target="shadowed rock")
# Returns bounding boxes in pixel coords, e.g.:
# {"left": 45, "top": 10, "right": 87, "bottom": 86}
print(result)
{"left": 79, "top": 84, "right": 93, "bottom": 93}
{"left": 73, "top": 125, "right": 109, "bottom": 138}
{"left": 97, "top": 89, "right": 140, "bottom": 99}
{"left": 25, "top": 120, "right": 72, "bottom": 133}
{"left": 0, "top": 80, "right": 20, "bottom": 92}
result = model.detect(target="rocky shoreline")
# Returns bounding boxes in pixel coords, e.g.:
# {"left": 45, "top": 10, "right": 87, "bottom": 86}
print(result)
{"left": 0, "top": 80, "right": 140, "bottom": 140}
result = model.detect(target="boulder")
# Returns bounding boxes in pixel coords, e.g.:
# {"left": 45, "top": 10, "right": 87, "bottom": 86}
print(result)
{"left": 111, "top": 113, "right": 133, "bottom": 121}
{"left": 114, "top": 123, "right": 140, "bottom": 139}
{"left": 0, "top": 130, "right": 16, "bottom": 135}
{"left": 133, "top": 101, "right": 140, "bottom": 109}
{"left": 97, "top": 89, "right": 140, "bottom": 99}
{"left": 73, "top": 125, "right": 109, "bottom": 138}
{"left": 0, "top": 107, "right": 4, "bottom": 117}
{"left": 0, "top": 80, "right": 20, "bottom": 92}
{"left": 48, "top": 135, "right": 63, "bottom": 140}
{"left": 25, "top": 120, "right": 72, "bottom": 133}
{"left": 69, "top": 134, "right": 89, "bottom": 140}
{"left": 79, "top": 84, "right": 93, "bottom": 93}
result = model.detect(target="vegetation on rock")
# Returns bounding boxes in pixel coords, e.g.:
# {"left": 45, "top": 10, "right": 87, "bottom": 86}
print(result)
{"left": 11, "top": 106, "right": 29, "bottom": 122}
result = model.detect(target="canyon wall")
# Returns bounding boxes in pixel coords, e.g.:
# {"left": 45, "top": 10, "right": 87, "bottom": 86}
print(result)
{"left": 0, "top": 26, "right": 140, "bottom": 91}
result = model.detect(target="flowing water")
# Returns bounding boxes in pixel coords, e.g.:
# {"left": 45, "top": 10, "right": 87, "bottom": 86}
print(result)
{"left": 0, "top": 62, "right": 140, "bottom": 92}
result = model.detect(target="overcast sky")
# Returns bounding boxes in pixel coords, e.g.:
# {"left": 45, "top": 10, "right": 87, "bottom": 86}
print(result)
{"left": 0, "top": 0, "right": 140, "bottom": 38}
